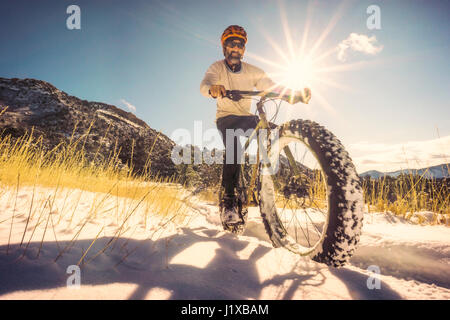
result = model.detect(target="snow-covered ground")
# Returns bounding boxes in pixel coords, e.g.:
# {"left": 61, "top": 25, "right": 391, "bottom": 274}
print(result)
{"left": 0, "top": 185, "right": 448, "bottom": 300}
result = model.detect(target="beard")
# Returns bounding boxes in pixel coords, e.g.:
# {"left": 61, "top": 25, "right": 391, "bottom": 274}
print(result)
{"left": 225, "top": 51, "right": 242, "bottom": 64}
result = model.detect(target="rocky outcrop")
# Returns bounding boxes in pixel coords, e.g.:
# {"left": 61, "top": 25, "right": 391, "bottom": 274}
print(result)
{"left": 0, "top": 77, "right": 176, "bottom": 177}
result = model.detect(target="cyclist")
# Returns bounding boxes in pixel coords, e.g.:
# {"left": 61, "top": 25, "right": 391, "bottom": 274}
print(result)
{"left": 200, "top": 25, "right": 311, "bottom": 225}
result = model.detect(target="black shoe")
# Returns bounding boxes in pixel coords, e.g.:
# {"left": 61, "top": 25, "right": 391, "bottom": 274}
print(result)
{"left": 221, "top": 195, "right": 241, "bottom": 224}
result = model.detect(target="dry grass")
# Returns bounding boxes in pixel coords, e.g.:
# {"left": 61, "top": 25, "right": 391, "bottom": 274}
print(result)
{"left": 0, "top": 121, "right": 186, "bottom": 215}
{"left": 362, "top": 168, "right": 449, "bottom": 224}
{"left": 0, "top": 115, "right": 191, "bottom": 265}
{"left": 196, "top": 186, "right": 221, "bottom": 204}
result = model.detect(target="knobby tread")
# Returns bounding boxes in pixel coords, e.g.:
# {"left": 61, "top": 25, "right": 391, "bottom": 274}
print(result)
{"left": 258, "top": 119, "right": 364, "bottom": 267}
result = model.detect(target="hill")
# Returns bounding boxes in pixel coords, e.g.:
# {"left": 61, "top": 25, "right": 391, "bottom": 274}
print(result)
{"left": 0, "top": 77, "right": 176, "bottom": 177}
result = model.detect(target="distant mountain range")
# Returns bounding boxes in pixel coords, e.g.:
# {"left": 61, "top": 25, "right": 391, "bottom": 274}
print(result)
{"left": 360, "top": 163, "right": 449, "bottom": 179}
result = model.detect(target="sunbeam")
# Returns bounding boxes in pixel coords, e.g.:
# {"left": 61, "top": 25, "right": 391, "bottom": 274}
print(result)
{"left": 243, "top": 0, "right": 364, "bottom": 116}
{"left": 315, "top": 77, "right": 356, "bottom": 93}
{"left": 257, "top": 26, "right": 292, "bottom": 65}
{"left": 245, "top": 51, "right": 287, "bottom": 71}
{"left": 278, "top": 0, "right": 297, "bottom": 60}
{"left": 310, "top": 88, "right": 337, "bottom": 114}
{"left": 308, "top": 0, "right": 353, "bottom": 58}
{"left": 299, "top": 0, "right": 315, "bottom": 58}
{"left": 315, "top": 59, "right": 382, "bottom": 74}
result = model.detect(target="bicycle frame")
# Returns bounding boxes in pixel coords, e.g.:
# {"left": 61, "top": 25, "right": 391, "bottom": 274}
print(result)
{"left": 229, "top": 91, "right": 303, "bottom": 205}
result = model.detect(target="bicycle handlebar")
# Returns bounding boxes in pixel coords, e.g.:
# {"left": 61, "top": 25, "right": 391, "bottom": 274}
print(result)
{"left": 224, "top": 90, "right": 286, "bottom": 102}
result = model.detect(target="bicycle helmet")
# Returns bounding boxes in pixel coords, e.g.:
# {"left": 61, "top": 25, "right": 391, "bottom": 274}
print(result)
{"left": 221, "top": 25, "right": 247, "bottom": 46}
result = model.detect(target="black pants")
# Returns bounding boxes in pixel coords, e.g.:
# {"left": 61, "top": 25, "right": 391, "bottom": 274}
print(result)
{"left": 216, "top": 115, "right": 277, "bottom": 197}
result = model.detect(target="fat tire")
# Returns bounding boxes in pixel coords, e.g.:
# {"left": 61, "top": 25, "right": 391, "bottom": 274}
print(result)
{"left": 258, "top": 119, "right": 364, "bottom": 267}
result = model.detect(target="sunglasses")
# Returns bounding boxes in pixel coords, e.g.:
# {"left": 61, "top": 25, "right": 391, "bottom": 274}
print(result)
{"left": 225, "top": 40, "right": 245, "bottom": 49}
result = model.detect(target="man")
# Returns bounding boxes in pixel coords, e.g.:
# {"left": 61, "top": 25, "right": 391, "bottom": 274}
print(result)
{"left": 200, "top": 25, "right": 311, "bottom": 225}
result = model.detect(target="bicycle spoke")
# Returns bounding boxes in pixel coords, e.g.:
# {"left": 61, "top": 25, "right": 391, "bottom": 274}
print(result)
{"left": 286, "top": 198, "right": 309, "bottom": 246}
{"left": 290, "top": 196, "right": 310, "bottom": 245}
{"left": 311, "top": 199, "right": 327, "bottom": 216}
{"left": 303, "top": 206, "right": 323, "bottom": 237}
{"left": 268, "top": 137, "right": 330, "bottom": 250}
{"left": 294, "top": 196, "right": 322, "bottom": 245}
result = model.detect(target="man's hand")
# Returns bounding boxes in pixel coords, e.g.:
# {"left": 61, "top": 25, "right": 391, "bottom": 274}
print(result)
{"left": 209, "top": 85, "right": 226, "bottom": 99}
{"left": 291, "top": 88, "right": 311, "bottom": 104}
{"left": 300, "top": 87, "right": 312, "bottom": 104}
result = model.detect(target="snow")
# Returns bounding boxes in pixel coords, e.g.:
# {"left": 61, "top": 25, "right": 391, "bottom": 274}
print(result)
{"left": 95, "top": 109, "right": 143, "bottom": 129}
{"left": 0, "top": 185, "right": 449, "bottom": 300}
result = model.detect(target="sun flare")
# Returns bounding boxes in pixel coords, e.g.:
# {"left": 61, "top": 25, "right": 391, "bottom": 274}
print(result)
{"left": 241, "top": 0, "right": 377, "bottom": 114}
{"left": 278, "top": 56, "right": 316, "bottom": 91}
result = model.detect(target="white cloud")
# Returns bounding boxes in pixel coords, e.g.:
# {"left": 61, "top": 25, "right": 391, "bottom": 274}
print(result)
{"left": 120, "top": 99, "right": 137, "bottom": 113}
{"left": 337, "top": 33, "right": 383, "bottom": 62}
{"left": 347, "top": 135, "right": 450, "bottom": 173}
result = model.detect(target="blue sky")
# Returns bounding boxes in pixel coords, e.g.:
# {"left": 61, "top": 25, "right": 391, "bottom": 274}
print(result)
{"left": 1, "top": 0, "right": 449, "bottom": 172}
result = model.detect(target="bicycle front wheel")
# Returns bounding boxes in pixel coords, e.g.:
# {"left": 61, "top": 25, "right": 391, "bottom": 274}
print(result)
{"left": 258, "top": 119, "right": 364, "bottom": 267}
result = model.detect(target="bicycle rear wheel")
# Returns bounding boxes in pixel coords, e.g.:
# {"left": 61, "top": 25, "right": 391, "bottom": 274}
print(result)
{"left": 258, "top": 119, "right": 364, "bottom": 267}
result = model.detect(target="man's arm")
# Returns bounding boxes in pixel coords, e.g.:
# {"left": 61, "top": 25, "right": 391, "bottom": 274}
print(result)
{"left": 200, "top": 63, "right": 220, "bottom": 98}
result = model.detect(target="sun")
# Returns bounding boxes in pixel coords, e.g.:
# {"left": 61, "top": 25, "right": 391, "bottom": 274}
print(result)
{"left": 240, "top": 1, "right": 373, "bottom": 113}
{"left": 278, "top": 56, "right": 316, "bottom": 92}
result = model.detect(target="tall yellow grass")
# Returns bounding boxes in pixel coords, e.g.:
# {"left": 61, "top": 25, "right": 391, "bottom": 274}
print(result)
{"left": 0, "top": 113, "right": 190, "bottom": 264}
{"left": 362, "top": 168, "right": 449, "bottom": 223}
{"left": 0, "top": 120, "right": 186, "bottom": 216}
